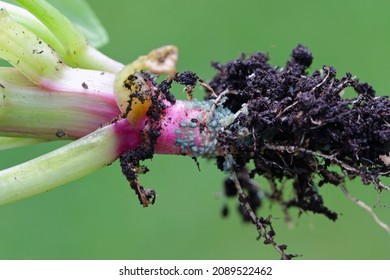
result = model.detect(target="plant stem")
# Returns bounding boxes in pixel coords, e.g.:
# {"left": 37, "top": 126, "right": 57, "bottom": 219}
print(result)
{"left": 0, "top": 8, "right": 119, "bottom": 91}
{"left": 16, "top": 0, "right": 123, "bottom": 72}
{"left": 16, "top": 0, "right": 85, "bottom": 56}
{"left": 0, "top": 1, "right": 63, "bottom": 54}
{"left": 1, "top": 72, "right": 231, "bottom": 156}
{"left": 0, "top": 119, "right": 140, "bottom": 205}
{"left": 74, "top": 45, "right": 123, "bottom": 73}
{"left": 0, "top": 9, "right": 63, "bottom": 84}
{"left": 0, "top": 68, "right": 119, "bottom": 139}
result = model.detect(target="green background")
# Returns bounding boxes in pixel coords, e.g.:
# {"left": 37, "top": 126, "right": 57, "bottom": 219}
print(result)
{"left": 0, "top": 0, "right": 389, "bottom": 259}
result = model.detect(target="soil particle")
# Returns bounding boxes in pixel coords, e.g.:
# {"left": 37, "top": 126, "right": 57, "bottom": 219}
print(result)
{"left": 157, "top": 79, "right": 176, "bottom": 104}
{"left": 174, "top": 71, "right": 199, "bottom": 87}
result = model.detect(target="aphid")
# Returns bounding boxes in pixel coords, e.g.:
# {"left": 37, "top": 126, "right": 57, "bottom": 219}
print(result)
{"left": 55, "top": 130, "right": 65, "bottom": 138}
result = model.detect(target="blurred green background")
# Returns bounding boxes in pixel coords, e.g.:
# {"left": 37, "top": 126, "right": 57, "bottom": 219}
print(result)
{"left": 0, "top": 0, "right": 389, "bottom": 259}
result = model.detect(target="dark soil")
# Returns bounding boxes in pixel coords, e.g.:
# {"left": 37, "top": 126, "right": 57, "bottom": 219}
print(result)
{"left": 208, "top": 44, "right": 389, "bottom": 222}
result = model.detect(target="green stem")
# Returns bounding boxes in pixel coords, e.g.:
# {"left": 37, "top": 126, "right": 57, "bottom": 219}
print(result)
{"left": 0, "top": 9, "right": 64, "bottom": 85}
{"left": 0, "top": 10, "right": 118, "bottom": 91}
{"left": 0, "top": 119, "right": 139, "bottom": 205}
{"left": 0, "top": 1, "right": 64, "bottom": 54}
{"left": 0, "top": 68, "right": 119, "bottom": 139}
{"left": 16, "top": 0, "right": 123, "bottom": 72}
{"left": 74, "top": 45, "right": 123, "bottom": 73}
{"left": 17, "top": 0, "right": 86, "bottom": 56}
